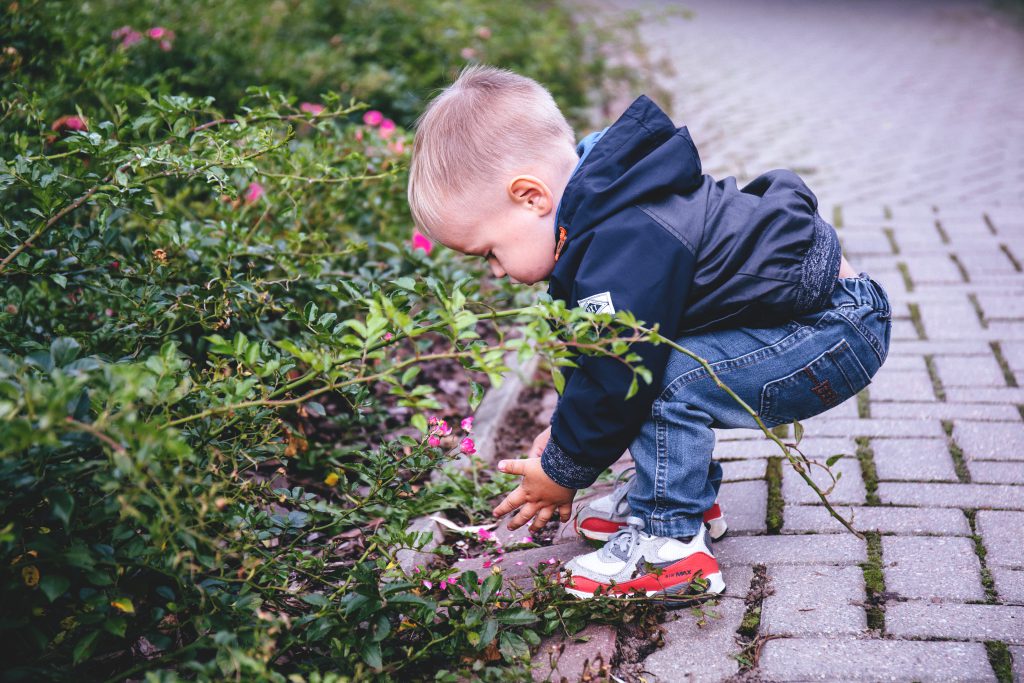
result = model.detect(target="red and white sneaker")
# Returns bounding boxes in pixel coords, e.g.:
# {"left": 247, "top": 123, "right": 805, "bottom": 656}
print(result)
{"left": 563, "top": 517, "right": 725, "bottom": 599}
{"left": 574, "top": 468, "right": 729, "bottom": 542}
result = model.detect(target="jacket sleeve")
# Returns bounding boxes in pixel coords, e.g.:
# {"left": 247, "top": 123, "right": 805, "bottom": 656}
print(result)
{"left": 540, "top": 209, "right": 697, "bottom": 489}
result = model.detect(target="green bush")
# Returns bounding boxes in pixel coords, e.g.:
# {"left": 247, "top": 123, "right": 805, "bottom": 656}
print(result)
{"left": 0, "top": 1, "right": 673, "bottom": 680}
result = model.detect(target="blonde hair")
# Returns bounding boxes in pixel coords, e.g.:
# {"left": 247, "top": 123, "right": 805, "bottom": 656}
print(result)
{"left": 408, "top": 65, "right": 577, "bottom": 239}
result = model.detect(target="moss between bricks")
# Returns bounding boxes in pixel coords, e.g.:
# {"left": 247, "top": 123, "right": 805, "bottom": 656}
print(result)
{"left": 861, "top": 532, "right": 886, "bottom": 633}
{"left": 897, "top": 261, "right": 914, "bottom": 293}
{"left": 855, "top": 436, "right": 880, "bottom": 506}
{"left": 949, "top": 253, "right": 970, "bottom": 283}
{"left": 908, "top": 303, "right": 927, "bottom": 341}
{"left": 832, "top": 205, "right": 843, "bottom": 229}
{"left": 733, "top": 564, "right": 769, "bottom": 672}
{"left": 941, "top": 420, "right": 971, "bottom": 483}
{"left": 766, "top": 457, "right": 784, "bottom": 534}
{"left": 883, "top": 227, "right": 900, "bottom": 255}
{"left": 925, "top": 354, "right": 946, "bottom": 401}
{"left": 985, "top": 641, "right": 1013, "bottom": 683}
{"left": 989, "top": 341, "right": 1018, "bottom": 387}
{"left": 964, "top": 508, "right": 999, "bottom": 604}
{"left": 857, "top": 389, "right": 871, "bottom": 419}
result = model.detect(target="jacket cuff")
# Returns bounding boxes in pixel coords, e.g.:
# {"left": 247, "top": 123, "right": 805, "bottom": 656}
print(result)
{"left": 540, "top": 436, "right": 604, "bottom": 489}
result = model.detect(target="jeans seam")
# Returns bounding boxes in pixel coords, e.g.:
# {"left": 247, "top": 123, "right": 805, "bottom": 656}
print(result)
{"left": 653, "top": 399, "right": 666, "bottom": 520}
{"left": 833, "top": 307, "right": 885, "bottom": 364}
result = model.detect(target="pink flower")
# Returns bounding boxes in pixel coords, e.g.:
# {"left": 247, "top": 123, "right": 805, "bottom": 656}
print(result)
{"left": 412, "top": 566, "right": 420, "bottom": 573}
{"left": 387, "top": 139, "right": 405, "bottom": 155}
{"left": 435, "top": 420, "right": 452, "bottom": 436}
{"left": 382, "top": 332, "right": 393, "bottom": 341}
{"left": 422, "top": 580, "right": 433, "bottom": 590}
{"left": 460, "top": 416, "right": 474, "bottom": 433}
{"left": 459, "top": 437, "right": 476, "bottom": 455}
{"left": 460, "top": 47, "right": 477, "bottom": 60}
{"left": 438, "top": 579, "right": 447, "bottom": 590}
{"left": 112, "top": 26, "right": 143, "bottom": 47}
{"left": 378, "top": 118, "right": 396, "bottom": 139}
{"left": 523, "top": 535, "right": 533, "bottom": 544}
{"left": 51, "top": 115, "right": 87, "bottom": 132}
{"left": 354, "top": 128, "right": 364, "bottom": 141}
{"left": 363, "top": 110, "right": 384, "bottom": 126}
{"left": 411, "top": 229, "right": 433, "bottom": 254}
{"left": 159, "top": 40, "right": 173, "bottom": 51}
{"left": 477, "top": 528, "right": 493, "bottom": 542}
{"left": 475, "top": 26, "right": 492, "bottom": 39}
{"left": 428, "top": 416, "right": 439, "bottom": 426}
{"left": 482, "top": 559, "right": 491, "bottom": 569}
{"left": 244, "top": 182, "right": 264, "bottom": 203}
{"left": 147, "top": 27, "right": 168, "bottom": 40}
{"left": 477, "top": 578, "right": 484, "bottom": 585}
{"left": 547, "top": 558, "right": 557, "bottom": 565}
{"left": 300, "top": 102, "right": 325, "bottom": 116}
{"left": 428, "top": 435, "right": 441, "bottom": 448}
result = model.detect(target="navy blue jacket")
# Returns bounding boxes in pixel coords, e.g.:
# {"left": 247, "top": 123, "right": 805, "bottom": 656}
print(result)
{"left": 540, "top": 95, "right": 841, "bottom": 490}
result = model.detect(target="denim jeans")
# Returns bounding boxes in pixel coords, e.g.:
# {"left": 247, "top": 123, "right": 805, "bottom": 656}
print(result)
{"left": 627, "top": 274, "right": 892, "bottom": 538}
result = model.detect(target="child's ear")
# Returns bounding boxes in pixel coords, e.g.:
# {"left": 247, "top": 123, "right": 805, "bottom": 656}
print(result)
{"left": 508, "top": 175, "right": 554, "bottom": 215}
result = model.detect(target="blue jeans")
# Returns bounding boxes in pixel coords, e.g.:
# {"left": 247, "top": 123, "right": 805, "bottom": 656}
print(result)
{"left": 628, "top": 274, "right": 892, "bottom": 537}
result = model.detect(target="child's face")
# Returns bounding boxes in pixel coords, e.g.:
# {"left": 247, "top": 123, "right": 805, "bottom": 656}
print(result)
{"left": 435, "top": 174, "right": 561, "bottom": 285}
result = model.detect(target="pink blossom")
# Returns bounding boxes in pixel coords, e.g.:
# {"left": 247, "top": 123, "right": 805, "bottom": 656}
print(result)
{"left": 111, "top": 26, "right": 143, "bottom": 47}
{"left": 477, "top": 528, "right": 494, "bottom": 542}
{"left": 475, "top": 26, "right": 492, "bottom": 39}
{"left": 434, "top": 420, "right": 452, "bottom": 437}
{"left": 378, "top": 118, "right": 396, "bottom": 139}
{"left": 363, "top": 110, "right": 384, "bottom": 126}
{"left": 422, "top": 580, "right": 433, "bottom": 590}
{"left": 300, "top": 102, "right": 325, "bottom": 116}
{"left": 51, "top": 115, "right": 87, "bottom": 132}
{"left": 244, "top": 182, "right": 264, "bottom": 203}
{"left": 428, "top": 435, "right": 441, "bottom": 448}
{"left": 461, "top": 416, "right": 474, "bottom": 432}
{"left": 459, "top": 437, "right": 476, "bottom": 455}
{"left": 438, "top": 579, "right": 448, "bottom": 590}
{"left": 411, "top": 229, "right": 433, "bottom": 254}
{"left": 515, "top": 561, "right": 524, "bottom": 566}
{"left": 482, "top": 559, "right": 491, "bottom": 569}
{"left": 412, "top": 566, "right": 420, "bottom": 573}
{"left": 523, "top": 535, "right": 533, "bottom": 544}
{"left": 159, "top": 40, "right": 173, "bottom": 51}
{"left": 147, "top": 27, "right": 168, "bottom": 40}
{"left": 477, "top": 578, "right": 484, "bottom": 585}
{"left": 354, "top": 128, "right": 364, "bottom": 141}
{"left": 387, "top": 139, "right": 405, "bottom": 155}
{"left": 460, "top": 47, "right": 477, "bottom": 60}
{"left": 547, "top": 558, "right": 557, "bottom": 565}
{"left": 382, "top": 332, "right": 393, "bottom": 341}
{"left": 428, "top": 416, "right": 439, "bottom": 426}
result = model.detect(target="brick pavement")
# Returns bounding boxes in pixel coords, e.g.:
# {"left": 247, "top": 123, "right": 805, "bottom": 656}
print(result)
{"left": 519, "top": 1, "right": 1024, "bottom": 680}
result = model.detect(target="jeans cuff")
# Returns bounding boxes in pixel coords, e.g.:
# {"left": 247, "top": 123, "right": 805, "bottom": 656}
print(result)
{"left": 644, "top": 514, "right": 704, "bottom": 538}
{"left": 540, "top": 437, "right": 602, "bottom": 489}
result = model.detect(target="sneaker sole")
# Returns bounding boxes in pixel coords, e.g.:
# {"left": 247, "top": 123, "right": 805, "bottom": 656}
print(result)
{"left": 576, "top": 518, "right": 730, "bottom": 543}
{"left": 563, "top": 571, "right": 726, "bottom": 599}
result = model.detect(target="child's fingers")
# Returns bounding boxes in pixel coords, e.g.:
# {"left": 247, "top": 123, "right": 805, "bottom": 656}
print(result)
{"left": 557, "top": 503, "right": 572, "bottom": 523}
{"left": 497, "top": 459, "right": 526, "bottom": 476}
{"left": 492, "top": 487, "right": 526, "bottom": 518}
{"left": 529, "top": 506, "right": 554, "bottom": 533}
{"left": 507, "top": 502, "right": 540, "bottom": 531}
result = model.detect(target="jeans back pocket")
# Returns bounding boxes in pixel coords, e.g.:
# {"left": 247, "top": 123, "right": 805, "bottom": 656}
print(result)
{"left": 759, "top": 339, "right": 871, "bottom": 425}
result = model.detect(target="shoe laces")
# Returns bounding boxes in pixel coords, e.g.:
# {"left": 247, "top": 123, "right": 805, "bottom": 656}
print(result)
{"left": 606, "top": 467, "right": 636, "bottom": 517}
{"left": 600, "top": 515, "right": 645, "bottom": 562}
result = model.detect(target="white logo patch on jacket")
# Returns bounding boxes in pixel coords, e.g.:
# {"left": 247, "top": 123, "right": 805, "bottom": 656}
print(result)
{"left": 577, "top": 291, "right": 616, "bottom": 315}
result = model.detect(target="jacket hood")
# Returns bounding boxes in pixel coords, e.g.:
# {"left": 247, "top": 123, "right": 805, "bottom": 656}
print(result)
{"left": 556, "top": 95, "right": 704, "bottom": 239}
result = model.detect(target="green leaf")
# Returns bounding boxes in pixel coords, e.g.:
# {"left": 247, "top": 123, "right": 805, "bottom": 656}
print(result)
{"left": 301, "top": 593, "right": 329, "bottom": 607}
{"left": 625, "top": 376, "right": 639, "bottom": 400}
{"left": 51, "top": 273, "right": 67, "bottom": 289}
{"left": 110, "top": 597, "right": 135, "bottom": 614}
{"left": 825, "top": 453, "right": 843, "bottom": 467}
{"left": 361, "top": 640, "right": 382, "bottom": 670}
{"left": 478, "top": 619, "right": 498, "bottom": 649}
{"left": 469, "top": 380, "right": 485, "bottom": 411}
{"left": 72, "top": 630, "right": 100, "bottom": 665}
{"left": 551, "top": 368, "right": 565, "bottom": 394}
{"left": 50, "top": 489, "right": 74, "bottom": 528}
{"left": 499, "top": 632, "right": 529, "bottom": 661}
{"left": 495, "top": 608, "right": 537, "bottom": 626}
{"left": 793, "top": 421, "right": 804, "bottom": 445}
{"left": 39, "top": 574, "right": 70, "bottom": 602}
{"left": 303, "top": 402, "right": 326, "bottom": 418}
{"left": 411, "top": 413, "right": 428, "bottom": 435}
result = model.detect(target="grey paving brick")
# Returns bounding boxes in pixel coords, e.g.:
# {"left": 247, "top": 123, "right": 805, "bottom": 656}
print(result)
{"left": 530, "top": 624, "right": 616, "bottom": 683}
{"left": 955, "top": 422, "right": 1024, "bottom": 462}
{"left": 713, "top": 436, "right": 856, "bottom": 460}
{"left": 977, "top": 511, "right": 1024, "bottom": 568}
{"left": 718, "top": 480, "right": 767, "bottom": 535}
{"left": 878, "top": 482, "right": 1024, "bottom": 510}
{"left": 1012, "top": 646, "right": 1024, "bottom": 683}
{"left": 456, "top": 539, "right": 589, "bottom": 591}
{"left": 800, "top": 418, "right": 943, "bottom": 438}
{"left": 999, "top": 341, "right": 1024, "bottom": 373}
{"left": 761, "top": 565, "right": 867, "bottom": 636}
{"left": 720, "top": 458, "right": 767, "bottom": 482}
{"left": 642, "top": 566, "right": 752, "bottom": 682}
{"left": 715, "top": 534, "right": 865, "bottom": 568}
{"left": 886, "top": 602, "right": 1024, "bottom": 644}
{"left": 916, "top": 301, "right": 987, "bottom": 339}
{"left": 783, "top": 455, "right": 865, "bottom": 505}
{"left": 888, "top": 340, "right": 994, "bottom": 357}
{"left": 946, "top": 387, "right": 1024, "bottom": 404}
{"left": 934, "top": 355, "right": 1008, "bottom": 388}
{"left": 872, "top": 438, "right": 958, "bottom": 482}
{"left": 760, "top": 638, "right": 995, "bottom": 682}
{"left": 992, "top": 567, "right": 1024, "bottom": 603}
{"left": 781, "top": 504, "right": 970, "bottom": 536}
{"left": 869, "top": 370, "right": 940, "bottom": 402}
{"left": 874, "top": 402, "right": 1022, "bottom": 421}
{"left": 969, "top": 461, "right": 1024, "bottom": 485}
{"left": 883, "top": 536, "right": 985, "bottom": 601}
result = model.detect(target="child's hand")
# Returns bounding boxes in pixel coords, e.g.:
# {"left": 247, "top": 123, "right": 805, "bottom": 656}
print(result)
{"left": 492, "top": 457, "right": 575, "bottom": 533}
{"left": 528, "top": 426, "right": 551, "bottom": 458}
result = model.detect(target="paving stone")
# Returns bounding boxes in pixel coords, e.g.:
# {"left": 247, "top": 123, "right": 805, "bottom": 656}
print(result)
{"left": 1012, "top": 646, "right": 1024, "bottom": 683}
{"left": 720, "top": 458, "right": 767, "bottom": 481}
{"left": 456, "top": 539, "right": 591, "bottom": 591}
{"left": 715, "top": 534, "right": 865, "bottom": 568}
{"left": 869, "top": 369, "right": 940, "bottom": 402}
{"left": 872, "top": 438, "right": 958, "bottom": 482}
{"left": 718, "top": 480, "right": 767, "bottom": 535}
{"left": 977, "top": 511, "right": 1024, "bottom": 568}
{"left": 800, "top": 418, "right": 944, "bottom": 439}
{"left": 761, "top": 565, "right": 866, "bottom": 636}
{"left": 969, "top": 461, "right": 1024, "bottom": 485}
{"left": 886, "top": 602, "right": 1024, "bottom": 644}
{"left": 946, "top": 387, "right": 1024, "bottom": 404}
{"left": 783, "top": 455, "right": 865, "bottom": 505}
{"left": 874, "top": 401, "right": 1022, "bottom": 421}
{"left": 642, "top": 566, "right": 752, "bottom": 682}
{"left": 955, "top": 422, "right": 1024, "bottom": 462}
{"left": 889, "top": 340, "right": 996, "bottom": 358}
{"left": 992, "top": 568, "right": 1024, "bottom": 603}
{"left": 882, "top": 536, "right": 985, "bottom": 601}
{"left": 781, "top": 504, "right": 970, "bottom": 536}
{"left": 916, "top": 301, "right": 987, "bottom": 340}
{"left": 934, "top": 355, "right": 1008, "bottom": 387}
{"left": 878, "top": 482, "right": 1024, "bottom": 510}
{"left": 760, "top": 638, "right": 995, "bottom": 682}
{"left": 530, "top": 624, "right": 616, "bottom": 683}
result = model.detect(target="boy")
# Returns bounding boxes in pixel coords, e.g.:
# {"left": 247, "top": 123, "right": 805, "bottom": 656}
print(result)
{"left": 408, "top": 66, "right": 890, "bottom": 599}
